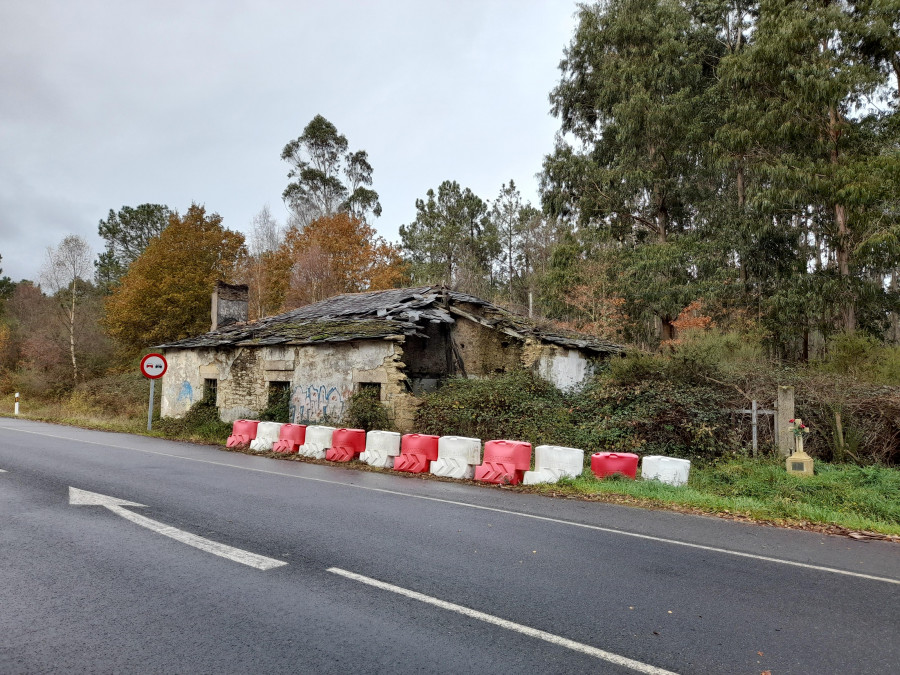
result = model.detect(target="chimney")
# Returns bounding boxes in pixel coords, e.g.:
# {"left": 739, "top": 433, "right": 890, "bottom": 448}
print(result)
{"left": 211, "top": 280, "right": 249, "bottom": 331}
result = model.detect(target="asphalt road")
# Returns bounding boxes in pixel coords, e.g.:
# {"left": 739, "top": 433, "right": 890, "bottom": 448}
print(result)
{"left": 1, "top": 418, "right": 898, "bottom": 674}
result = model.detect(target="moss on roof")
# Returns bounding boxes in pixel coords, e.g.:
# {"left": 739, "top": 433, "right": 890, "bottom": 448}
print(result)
{"left": 157, "top": 285, "right": 625, "bottom": 355}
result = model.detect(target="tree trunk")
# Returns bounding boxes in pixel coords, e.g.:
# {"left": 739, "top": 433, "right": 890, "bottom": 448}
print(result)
{"left": 830, "top": 106, "right": 855, "bottom": 332}
{"left": 69, "top": 278, "right": 78, "bottom": 382}
{"left": 653, "top": 186, "right": 668, "bottom": 244}
{"left": 891, "top": 270, "right": 899, "bottom": 344}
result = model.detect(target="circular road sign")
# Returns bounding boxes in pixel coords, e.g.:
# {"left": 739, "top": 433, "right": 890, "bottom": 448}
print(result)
{"left": 140, "top": 353, "right": 168, "bottom": 379}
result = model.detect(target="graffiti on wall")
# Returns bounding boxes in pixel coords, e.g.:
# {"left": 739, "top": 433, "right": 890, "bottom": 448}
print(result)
{"left": 290, "top": 384, "right": 353, "bottom": 422}
{"left": 176, "top": 381, "right": 193, "bottom": 406}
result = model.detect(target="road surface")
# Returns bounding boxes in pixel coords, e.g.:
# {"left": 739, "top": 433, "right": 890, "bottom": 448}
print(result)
{"left": 1, "top": 418, "right": 897, "bottom": 674}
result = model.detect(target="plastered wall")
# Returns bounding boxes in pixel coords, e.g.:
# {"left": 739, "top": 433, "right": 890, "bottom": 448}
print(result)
{"left": 532, "top": 345, "right": 596, "bottom": 391}
{"left": 161, "top": 340, "right": 417, "bottom": 427}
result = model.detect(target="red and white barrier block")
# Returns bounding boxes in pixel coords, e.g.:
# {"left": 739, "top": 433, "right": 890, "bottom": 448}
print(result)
{"left": 523, "top": 445, "right": 584, "bottom": 485}
{"left": 226, "top": 420, "right": 259, "bottom": 449}
{"left": 431, "top": 436, "right": 481, "bottom": 479}
{"left": 361, "top": 430, "right": 401, "bottom": 468}
{"left": 326, "top": 428, "right": 366, "bottom": 462}
{"left": 297, "top": 425, "right": 336, "bottom": 459}
{"left": 590, "top": 452, "right": 639, "bottom": 479}
{"left": 250, "top": 422, "right": 284, "bottom": 452}
{"left": 272, "top": 424, "right": 307, "bottom": 454}
{"left": 641, "top": 455, "right": 691, "bottom": 486}
{"left": 474, "top": 440, "right": 532, "bottom": 485}
{"left": 394, "top": 434, "right": 439, "bottom": 473}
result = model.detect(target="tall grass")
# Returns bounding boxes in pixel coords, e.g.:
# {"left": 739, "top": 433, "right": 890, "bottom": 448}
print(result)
{"left": 536, "top": 457, "right": 900, "bottom": 536}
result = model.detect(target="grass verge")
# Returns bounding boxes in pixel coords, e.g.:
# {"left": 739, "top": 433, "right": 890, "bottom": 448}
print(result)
{"left": 527, "top": 457, "right": 900, "bottom": 537}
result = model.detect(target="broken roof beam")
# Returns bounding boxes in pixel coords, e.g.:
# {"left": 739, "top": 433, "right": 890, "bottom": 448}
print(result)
{"left": 446, "top": 305, "right": 526, "bottom": 340}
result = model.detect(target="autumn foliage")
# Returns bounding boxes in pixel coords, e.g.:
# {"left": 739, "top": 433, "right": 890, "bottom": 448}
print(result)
{"left": 278, "top": 212, "right": 407, "bottom": 308}
{"left": 103, "top": 204, "right": 245, "bottom": 353}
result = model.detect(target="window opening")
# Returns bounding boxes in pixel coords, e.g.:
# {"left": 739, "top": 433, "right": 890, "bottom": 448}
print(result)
{"left": 203, "top": 378, "right": 218, "bottom": 404}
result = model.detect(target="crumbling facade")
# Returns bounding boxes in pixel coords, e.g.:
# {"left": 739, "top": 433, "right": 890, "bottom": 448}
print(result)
{"left": 158, "top": 286, "right": 623, "bottom": 431}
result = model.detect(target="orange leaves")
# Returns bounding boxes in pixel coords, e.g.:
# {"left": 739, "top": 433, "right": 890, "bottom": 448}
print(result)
{"left": 280, "top": 212, "right": 407, "bottom": 309}
{"left": 103, "top": 204, "right": 246, "bottom": 352}
{"left": 660, "top": 299, "right": 714, "bottom": 347}
{"left": 672, "top": 300, "right": 713, "bottom": 332}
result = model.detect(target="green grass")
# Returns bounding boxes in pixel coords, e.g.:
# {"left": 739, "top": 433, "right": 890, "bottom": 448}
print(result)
{"left": 530, "top": 457, "right": 900, "bottom": 536}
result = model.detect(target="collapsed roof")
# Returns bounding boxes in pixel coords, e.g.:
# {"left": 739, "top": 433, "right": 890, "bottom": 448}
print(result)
{"left": 157, "top": 285, "right": 625, "bottom": 355}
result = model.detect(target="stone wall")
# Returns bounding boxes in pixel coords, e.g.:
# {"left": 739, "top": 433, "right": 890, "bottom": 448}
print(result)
{"left": 161, "top": 340, "right": 418, "bottom": 429}
{"left": 451, "top": 316, "right": 523, "bottom": 376}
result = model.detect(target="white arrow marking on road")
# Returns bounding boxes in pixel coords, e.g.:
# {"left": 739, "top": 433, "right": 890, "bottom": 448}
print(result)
{"left": 69, "top": 487, "right": 287, "bottom": 571}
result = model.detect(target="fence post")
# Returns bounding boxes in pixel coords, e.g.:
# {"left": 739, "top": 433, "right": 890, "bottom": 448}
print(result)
{"left": 776, "top": 385, "right": 795, "bottom": 457}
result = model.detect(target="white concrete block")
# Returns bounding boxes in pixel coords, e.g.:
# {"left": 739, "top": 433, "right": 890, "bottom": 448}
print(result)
{"left": 297, "top": 425, "right": 336, "bottom": 459}
{"left": 249, "top": 422, "right": 284, "bottom": 452}
{"left": 430, "top": 457, "right": 475, "bottom": 479}
{"left": 523, "top": 467, "right": 571, "bottom": 485}
{"left": 437, "top": 436, "right": 482, "bottom": 465}
{"left": 362, "top": 430, "right": 401, "bottom": 468}
{"left": 534, "top": 445, "right": 584, "bottom": 477}
{"left": 641, "top": 455, "right": 691, "bottom": 486}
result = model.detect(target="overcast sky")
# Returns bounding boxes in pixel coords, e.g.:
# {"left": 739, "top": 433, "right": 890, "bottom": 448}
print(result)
{"left": 0, "top": 0, "right": 578, "bottom": 283}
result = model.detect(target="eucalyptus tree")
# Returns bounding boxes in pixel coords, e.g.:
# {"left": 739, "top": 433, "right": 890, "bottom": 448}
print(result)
{"left": 541, "top": 0, "right": 722, "bottom": 340}
{"left": 717, "top": 0, "right": 898, "bottom": 336}
{"left": 281, "top": 115, "right": 381, "bottom": 226}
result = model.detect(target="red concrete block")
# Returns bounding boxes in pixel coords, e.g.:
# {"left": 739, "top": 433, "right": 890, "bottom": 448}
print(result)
{"left": 325, "top": 428, "right": 366, "bottom": 462}
{"left": 474, "top": 440, "right": 532, "bottom": 485}
{"left": 473, "top": 461, "right": 525, "bottom": 485}
{"left": 393, "top": 453, "right": 430, "bottom": 473}
{"left": 272, "top": 424, "right": 307, "bottom": 454}
{"left": 482, "top": 440, "right": 532, "bottom": 470}
{"left": 226, "top": 419, "right": 259, "bottom": 448}
{"left": 590, "top": 452, "right": 639, "bottom": 479}
{"left": 401, "top": 434, "right": 440, "bottom": 460}
{"left": 393, "top": 434, "right": 439, "bottom": 473}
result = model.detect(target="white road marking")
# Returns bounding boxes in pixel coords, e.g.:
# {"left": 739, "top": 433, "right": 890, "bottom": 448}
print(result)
{"left": 0, "top": 468, "right": 6, "bottom": 472}
{"left": 328, "top": 566, "right": 679, "bottom": 675}
{"left": 4, "top": 423, "right": 898, "bottom": 585}
{"left": 69, "top": 487, "right": 287, "bottom": 571}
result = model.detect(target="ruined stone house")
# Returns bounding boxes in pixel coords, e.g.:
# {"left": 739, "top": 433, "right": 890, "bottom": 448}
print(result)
{"left": 157, "top": 284, "right": 624, "bottom": 431}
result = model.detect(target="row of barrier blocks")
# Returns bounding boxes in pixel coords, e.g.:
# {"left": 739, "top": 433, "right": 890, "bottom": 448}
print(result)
{"left": 589, "top": 452, "right": 691, "bottom": 486}
{"left": 226, "top": 421, "right": 690, "bottom": 486}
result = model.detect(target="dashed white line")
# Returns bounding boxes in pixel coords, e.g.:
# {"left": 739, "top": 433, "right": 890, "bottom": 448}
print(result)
{"left": 3, "top": 422, "right": 898, "bottom": 585}
{"left": 328, "top": 567, "right": 679, "bottom": 675}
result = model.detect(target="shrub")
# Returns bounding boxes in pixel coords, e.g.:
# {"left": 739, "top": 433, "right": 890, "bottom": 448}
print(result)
{"left": 343, "top": 387, "right": 393, "bottom": 431}
{"left": 415, "top": 370, "right": 572, "bottom": 447}
{"left": 259, "top": 386, "right": 290, "bottom": 423}
{"left": 155, "top": 389, "right": 231, "bottom": 443}
{"left": 570, "top": 375, "right": 738, "bottom": 462}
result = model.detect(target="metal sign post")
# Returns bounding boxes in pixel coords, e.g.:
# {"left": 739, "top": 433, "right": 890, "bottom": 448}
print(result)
{"left": 140, "top": 353, "right": 168, "bottom": 431}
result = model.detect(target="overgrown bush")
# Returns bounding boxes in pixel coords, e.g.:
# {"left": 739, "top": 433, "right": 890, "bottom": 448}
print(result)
{"left": 259, "top": 386, "right": 290, "bottom": 423}
{"left": 343, "top": 387, "right": 393, "bottom": 431}
{"left": 415, "top": 370, "right": 574, "bottom": 447}
{"left": 815, "top": 332, "right": 900, "bottom": 385}
{"left": 154, "top": 389, "right": 231, "bottom": 442}
{"left": 572, "top": 354, "right": 739, "bottom": 461}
